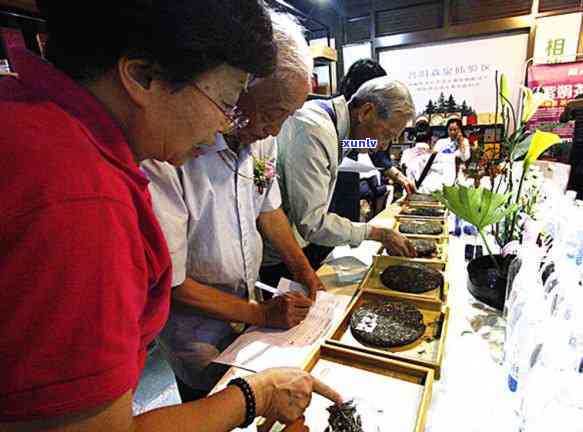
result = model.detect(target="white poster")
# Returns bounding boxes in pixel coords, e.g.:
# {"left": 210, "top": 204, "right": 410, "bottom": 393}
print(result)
{"left": 534, "top": 13, "right": 582, "bottom": 64}
{"left": 379, "top": 32, "right": 529, "bottom": 116}
{"left": 342, "top": 41, "right": 373, "bottom": 75}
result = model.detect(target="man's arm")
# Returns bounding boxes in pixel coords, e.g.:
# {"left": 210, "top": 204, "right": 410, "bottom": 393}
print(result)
{"left": 173, "top": 277, "right": 312, "bottom": 329}
{"left": 257, "top": 208, "right": 325, "bottom": 299}
{"left": 280, "top": 124, "right": 367, "bottom": 248}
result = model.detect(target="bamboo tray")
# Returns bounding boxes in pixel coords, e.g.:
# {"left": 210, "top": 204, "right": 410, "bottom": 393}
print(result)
{"left": 326, "top": 290, "right": 450, "bottom": 379}
{"left": 403, "top": 195, "right": 445, "bottom": 208}
{"left": 397, "top": 203, "right": 448, "bottom": 221}
{"left": 378, "top": 235, "right": 449, "bottom": 264}
{"left": 301, "top": 344, "right": 434, "bottom": 432}
{"left": 394, "top": 217, "right": 448, "bottom": 240}
{"left": 361, "top": 255, "right": 448, "bottom": 303}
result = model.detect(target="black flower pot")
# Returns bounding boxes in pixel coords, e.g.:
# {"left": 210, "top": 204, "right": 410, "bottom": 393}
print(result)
{"left": 467, "top": 254, "right": 514, "bottom": 311}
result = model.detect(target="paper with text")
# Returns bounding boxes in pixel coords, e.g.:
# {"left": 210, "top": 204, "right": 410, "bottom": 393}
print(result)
{"left": 214, "top": 291, "right": 351, "bottom": 371}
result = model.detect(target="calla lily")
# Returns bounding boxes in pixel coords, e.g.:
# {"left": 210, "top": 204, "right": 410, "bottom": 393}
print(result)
{"left": 500, "top": 74, "right": 510, "bottom": 107}
{"left": 524, "top": 130, "right": 561, "bottom": 168}
{"left": 520, "top": 86, "right": 551, "bottom": 123}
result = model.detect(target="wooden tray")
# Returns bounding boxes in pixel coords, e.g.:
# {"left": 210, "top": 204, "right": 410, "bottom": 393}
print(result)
{"left": 377, "top": 235, "right": 449, "bottom": 264}
{"left": 397, "top": 203, "right": 448, "bottom": 221}
{"left": 394, "top": 217, "right": 448, "bottom": 240}
{"left": 404, "top": 196, "right": 445, "bottom": 208}
{"left": 326, "top": 290, "right": 450, "bottom": 379}
{"left": 301, "top": 344, "right": 434, "bottom": 432}
{"left": 362, "top": 255, "right": 448, "bottom": 303}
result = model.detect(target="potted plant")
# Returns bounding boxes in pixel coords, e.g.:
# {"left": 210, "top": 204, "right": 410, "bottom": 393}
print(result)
{"left": 434, "top": 74, "right": 562, "bottom": 310}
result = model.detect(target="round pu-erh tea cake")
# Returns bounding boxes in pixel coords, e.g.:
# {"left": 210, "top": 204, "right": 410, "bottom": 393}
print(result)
{"left": 411, "top": 239, "right": 437, "bottom": 257}
{"left": 408, "top": 193, "right": 439, "bottom": 203}
{"left": 380, "top": 262, "right": 443, "bottom": 293}
{"left": 401, "top": 207, "right": 444, "bottom": 217}
{"left": 350, "top": 301, "right": 426, "bottom": 348}
{"left": 399, "top": 221, "right": 443, "bottom": 235}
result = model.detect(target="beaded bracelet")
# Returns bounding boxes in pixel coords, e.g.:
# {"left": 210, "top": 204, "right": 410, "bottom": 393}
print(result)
{"left": 228, "top": 377, "right": 257, "bottom": 428}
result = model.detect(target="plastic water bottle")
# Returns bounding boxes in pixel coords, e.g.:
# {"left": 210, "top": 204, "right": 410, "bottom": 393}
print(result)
{"left": 504, "top": 244, "right": 544, "bottom": 415}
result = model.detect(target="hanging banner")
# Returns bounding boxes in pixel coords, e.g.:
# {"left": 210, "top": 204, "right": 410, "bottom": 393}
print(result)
{"left": 379, "top": 33, "right": 529, "bottom": 119}
{"left": 527, "top": 62, "right": 583, "bottom": 139}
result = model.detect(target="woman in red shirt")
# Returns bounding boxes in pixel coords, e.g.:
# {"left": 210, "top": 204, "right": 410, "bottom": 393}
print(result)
{"left": 0, "top": 2, "right": 340, "bottom": 431}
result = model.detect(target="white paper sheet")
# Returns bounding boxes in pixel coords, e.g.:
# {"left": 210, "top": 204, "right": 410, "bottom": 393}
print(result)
{"left": 214, "top": 291, "right": 351, "bottom": 371}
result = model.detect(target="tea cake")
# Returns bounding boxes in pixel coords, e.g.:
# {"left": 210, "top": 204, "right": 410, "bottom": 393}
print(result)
{"left": 408, "top": 193, "right": 439, "bottom": 203}
{"left": 411, "top": 239, "right": 437, "bottom": 258}
{"left": 399, "top": 221, "right": 443, "bottom": 235}
{"left": 350, "top": 301, "right": 426, "bottom": 348}
{"left": 380, "top": 262, "right": 443, "bottom": 294}
{"left": 401, "top": 207, "right": 444, "bottom": 217}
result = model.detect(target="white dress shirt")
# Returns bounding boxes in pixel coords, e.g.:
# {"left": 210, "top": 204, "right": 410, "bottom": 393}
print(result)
{"left": 141, "top": 135, "right": 281, "bottom": 389}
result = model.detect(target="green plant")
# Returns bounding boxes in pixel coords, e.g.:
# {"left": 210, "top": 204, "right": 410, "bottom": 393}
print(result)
{"left": 450, "top": 73, "right": 562, "bottom": 253}
{"left": 434, "top": 185, "right": 518, "bottom": 273}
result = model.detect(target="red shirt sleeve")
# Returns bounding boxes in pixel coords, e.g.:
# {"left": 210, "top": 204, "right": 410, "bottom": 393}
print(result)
{"left": 0, "top": 198, "right": 149, "bottom": 420}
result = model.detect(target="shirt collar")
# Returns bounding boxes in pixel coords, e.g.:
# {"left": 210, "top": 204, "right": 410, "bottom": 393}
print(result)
{"left": 4, "top": 49, "right": 149, "bottom": 185}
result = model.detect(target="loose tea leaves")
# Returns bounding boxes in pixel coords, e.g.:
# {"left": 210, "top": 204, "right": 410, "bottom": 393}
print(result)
{"left": 380, "top": 262, "right": 443, "bottom": 294}
{"left": 350, "top": 300, "right": 426, "bottom": 348}
{"left": 325, "top": 400, "right": 363, "bottom": 432}
{"left": 399, "top": 221, "right": 443, "bottom": 235}
{"left": 401, "top": 207, "right": 444, "bottom": 217}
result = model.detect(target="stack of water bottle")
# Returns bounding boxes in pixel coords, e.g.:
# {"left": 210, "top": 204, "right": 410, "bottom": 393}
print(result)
{"left": 503, "top": 192, "right": 583, "bottom": 431}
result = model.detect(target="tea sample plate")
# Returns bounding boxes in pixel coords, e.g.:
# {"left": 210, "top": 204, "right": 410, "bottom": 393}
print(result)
{"left": 362, "top": 256, "right": 448, "bottom": 304}
{"left": 327, "top": 290, "right": 450, "bottom": 379}
{"left": 301, "top": 344, "right": 433, "bottom": 432}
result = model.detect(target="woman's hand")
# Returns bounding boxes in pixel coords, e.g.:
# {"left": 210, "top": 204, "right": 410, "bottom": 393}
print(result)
{"left": 247, "top": 368, "right": 342, "bottom": 426}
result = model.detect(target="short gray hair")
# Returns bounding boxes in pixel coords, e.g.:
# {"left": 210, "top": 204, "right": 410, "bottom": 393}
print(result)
{"left": 350, "top": 77, "right": 415, "bottom": 121}
{"left": 269, "top": 10, "right": 313, "bottom": 84}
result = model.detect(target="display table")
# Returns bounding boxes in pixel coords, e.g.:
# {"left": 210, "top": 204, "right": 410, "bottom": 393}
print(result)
{"left": 214, "top": 206, "right": 518, "bottom": 431}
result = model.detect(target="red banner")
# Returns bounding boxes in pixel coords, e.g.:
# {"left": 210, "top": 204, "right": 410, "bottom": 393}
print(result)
{"left": 527, "top": 62, "right": 583, "bottom": 139}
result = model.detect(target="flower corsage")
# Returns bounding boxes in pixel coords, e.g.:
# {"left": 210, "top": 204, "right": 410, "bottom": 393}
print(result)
{"left": 253, "top": 157, "right": 277, "bottom": 194}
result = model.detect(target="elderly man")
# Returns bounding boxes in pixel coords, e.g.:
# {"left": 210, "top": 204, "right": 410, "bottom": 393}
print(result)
{"left": 261, "top": 77, "right": 417, "bottom": 286}
{"left": 142, "top": 11, "right": 320, "bottom": 399}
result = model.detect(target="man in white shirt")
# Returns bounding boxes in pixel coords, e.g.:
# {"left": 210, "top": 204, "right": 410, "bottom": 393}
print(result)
{"left": 261, "top": 77, "right": 417, "bottom": 286}
{"left": 142, "top": 11, "right": 321, "bottom": 398}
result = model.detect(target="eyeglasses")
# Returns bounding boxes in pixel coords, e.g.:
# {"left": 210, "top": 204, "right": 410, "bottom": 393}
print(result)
{"left": 192, "top": 82, "right": 250, "bottom": 134}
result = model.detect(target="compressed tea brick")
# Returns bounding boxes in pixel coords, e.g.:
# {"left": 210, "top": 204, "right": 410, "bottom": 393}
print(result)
{"left": 401, "top": 207, "right": 444, "bottom": 217}
{"left": 408, "top": 193, "right": 439, "bottom": 203}
{"left": 380, "top": 262, "right": 443, "bottom": 294}
{"left": 325, "top": 400, "right": 363, "bottom": 432}
{"left": 399, "top": 221, "right": 443, "bottom": 235}
{"left": 411, "top": 239, "right": 437, "bottom": 258}
{"left": 350, "top": 300, "right": 426, "bottom": 347}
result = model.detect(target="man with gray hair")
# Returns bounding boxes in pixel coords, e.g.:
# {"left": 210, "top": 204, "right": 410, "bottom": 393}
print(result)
{"left": 142, "top": 11, "right": 321, "bottom": 399}
{"left": 261, "top": 77, "right": 417, "bottom": 286}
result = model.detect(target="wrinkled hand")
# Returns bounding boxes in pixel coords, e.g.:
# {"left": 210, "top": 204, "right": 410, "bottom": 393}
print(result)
{"left": 261, "top": 293, "right": 313, "bottom": 329}
{"left": 370, "top": 227, "right": 416, "bottom": 257}
{"left": 398, "top": 175, "right": 417, "bottom": 195}
{"left": 248, "top": 367, "right": 343, "bottom": 426}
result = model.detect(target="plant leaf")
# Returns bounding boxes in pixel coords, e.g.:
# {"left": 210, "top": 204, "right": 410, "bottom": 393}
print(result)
{"left": 435, "top": 185, "right": 514, "bottom": 231}
{"left": 524, "top": 130, "right": 562, "bottom": 168}
{"left": 511, "top": 134, "right": 533, "bottom": 161}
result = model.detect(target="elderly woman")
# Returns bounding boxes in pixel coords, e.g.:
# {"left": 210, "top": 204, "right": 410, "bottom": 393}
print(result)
{"left": 0, "top": 2, "right": 340, "bottom": 432}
